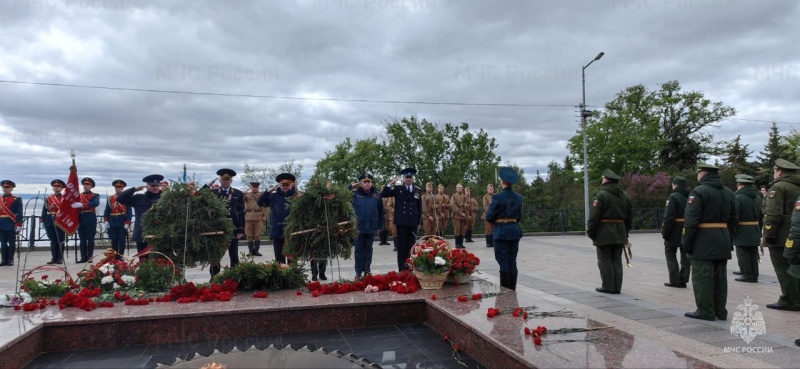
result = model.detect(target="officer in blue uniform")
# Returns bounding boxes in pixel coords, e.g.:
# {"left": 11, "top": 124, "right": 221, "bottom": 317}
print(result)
{"left": 104, "top": 180, "right": 133, "bottom": 259}
{"left": 485, "top": 167, "right": 523, "bottom": 290}
{"left": 0, "top": 180, "right": 23, "bottom": 267}
{"left": 258, "top": 172, "right": 298, "bottom": 264}
{"left": 207, "top": 168, "right": 245, "bottom": 277}
{"left": 118, "top": 174, "right": 163, "bottom": 256}
{"left": 73, "top": 177, "right": 100, "bottom": 263}
{"left": 42, "top": 179, "right": 67, "bottom": 264}
{"left": 381, "top": 167, "right": 423, "bottom": 272}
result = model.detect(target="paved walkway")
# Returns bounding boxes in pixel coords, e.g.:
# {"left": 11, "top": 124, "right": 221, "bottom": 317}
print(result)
{"left": 3, "top": 232, "right": 799, "bottom": 368}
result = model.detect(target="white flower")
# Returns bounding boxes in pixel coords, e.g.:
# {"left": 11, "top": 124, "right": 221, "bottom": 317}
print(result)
{"left": 101, "top": 276, "right": 114, "bottom": 285}
{"left": 434, "top": 256, "right": 446, "bottom": 266}
{"left": 113, "top": 283, "right": 121, "bottom": 289}
{"left": 121, "top": 275, "right": 136, "bottom": 285}
{"left": 99, "top": 263, "right": 114, "bottom": 274}
{"left": 422, "top": 248, "right": 433, "bottom": 253}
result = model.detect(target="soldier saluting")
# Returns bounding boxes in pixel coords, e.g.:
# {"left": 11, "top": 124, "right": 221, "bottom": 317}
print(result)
{"left": 205, "top": 168, "right": 245, "bottom": 277}
{"left": 118, "top": 174, "right": 164, "bottom": 257}
{"left": 381, "top": 167, "right": 423, "bottom": 272}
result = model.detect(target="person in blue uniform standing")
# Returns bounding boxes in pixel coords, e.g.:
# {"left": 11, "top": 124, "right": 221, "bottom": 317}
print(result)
{"left": 41, "top": 179, "right": 66, "bottom": 265}
{"left": 104, "top": 180, "right": 133, "bottom": 259}
{"left": 258, "top": 173, "right": 299, "bottom": 265}
{"left": 73, "top": 177, "right": 100, "bottom": 263}
{"left": 118, "top": 174, "right": 163, "bottom": 257}
{"left": 352, "top": 173, "right": 385, "bottom": 279}
{"left": 0, "top": 180, "right": 23, "bottom": 267}
{"left": 485, "top": 167, "right": 524, "bottom": 290}
{"left": 381, "top": 167, "right": 423, "bottom": 272}
{"left": 206, "top": 168, "right": 245, "bottom": 277}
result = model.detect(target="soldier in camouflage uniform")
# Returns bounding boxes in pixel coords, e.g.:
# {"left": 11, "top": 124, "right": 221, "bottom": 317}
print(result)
{"left": 682, "top": 163, "right": 737, "bottom": 321}
{"left": 733, "top": 175, "right": 762, "bottom": 283}
{"left": 661, "top": 176, "right": 691, "bottom": 288}
{"left": 586, "top": 169, "right": 633, "bottom": 294}
{"left": 763, "top": 159, "right": 800, "bottom": 311}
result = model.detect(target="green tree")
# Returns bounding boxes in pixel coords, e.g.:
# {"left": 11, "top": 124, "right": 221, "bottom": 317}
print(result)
{"left": 240, "top": 160, "right": 304, "bottom": 190}
{"left": 568, "top": 80, "right": 736, "bottom": 178}
{"left": 757, "top": 122, "right": 786, "bottom": 168}
{"left": 721, "top": 135, "right": 757, "bottom": 174}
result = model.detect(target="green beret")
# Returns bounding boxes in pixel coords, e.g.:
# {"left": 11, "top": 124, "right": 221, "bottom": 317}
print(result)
{"left": 602, "top": 169, "right": 621, "bottom": 180}
{"left": 775, "top": 158, "right": 800, "bottom": 171}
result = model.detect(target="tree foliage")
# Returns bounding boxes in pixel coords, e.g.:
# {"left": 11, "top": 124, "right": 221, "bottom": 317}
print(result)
{"left": 240, "top": 160, "right": 304, "bottom": 190}
{"left": 568, "top": 80, "right": 736, "bottom": 178}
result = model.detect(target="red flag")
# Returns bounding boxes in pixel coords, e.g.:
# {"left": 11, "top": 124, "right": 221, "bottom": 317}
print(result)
{"left": 56, "top": 165, "right": 80, "bottom": 235}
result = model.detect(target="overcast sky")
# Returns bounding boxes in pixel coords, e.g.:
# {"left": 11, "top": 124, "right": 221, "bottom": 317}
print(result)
{"left": 2, "top": 0, "right": 799, "bottom": 194}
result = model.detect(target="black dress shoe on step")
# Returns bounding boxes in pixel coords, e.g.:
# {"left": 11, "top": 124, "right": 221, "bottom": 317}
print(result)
{"left": 595, "top": 288, "right": 619, "bottom": 294}
{"left": 46, "top": 260, "right": 56, "bottom": 265}
{"left": 253, "top": 252, "right": 263, "bottom": 256}
{"left": 766, "top": 303, "right": 800, "bottom": 311}
{"left": 684, "top": 312, "right": 715, "bottom": 321}
{"left": 664, "top": 283, "right": 686, "bottom": 288}
{"left": 732, "top": 271, "right": 743, "bottom": 275}
{"left": 735, "top": 278, "right": 757, "bottom": 283}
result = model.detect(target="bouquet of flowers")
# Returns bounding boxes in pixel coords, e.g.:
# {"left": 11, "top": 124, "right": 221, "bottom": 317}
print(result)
{"left": 0, "top": 292, "right": 32, "bottom": 307}
{"left": 21, "top": 275, "right": 75, "bottom": 297}
{"left": 78, "top": 259, "right": 137, "bottom": 292}
{"left": 449, "top": 249, "right": 480, "bottom": 276}
{"left": 409, "top": 239, "right": 452, "bottom": 275}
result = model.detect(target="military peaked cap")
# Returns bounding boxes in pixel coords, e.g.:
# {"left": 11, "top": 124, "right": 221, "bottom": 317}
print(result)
{"left": 216, "top": 168, "right": 237, "bottom": 179}
{"left": 401, "top": 167, "right": 417, "bottom": 177}
{"left": 276, "top": 173, "right": 296, "bottom": 183}
{"left": 696, "top": 163, "right": 719, "bottom": 171}
{"left": 142, "top": 174, "right": 165, "bottom": 186}
{"left": 111, "top": 179, "right": 127, "bottom": 187}
{"left": 736, "top": 175, "right": 754, "bottom": 184}
{"left": 358, "top": 173, "right": 374, "bottom": 181}
{"left": 602, "top": 169, "right": 621, "bottom": 181}
{"left": 249, "top": 182, "right": 261, "bottom": 186}
{"left": 81, "top": 177, "right": 96, "bottom": 188}
{"left": 775, "top": 158, "right": 800, "bottom": 171}
{"left": 1, "top": 180, "right": 16, "bottom": 188}
{"left": 499, "top": 167, "right": 519, "bottom": 184}
{"left": 51, "top": 179, "right": 66, "bottom": 187}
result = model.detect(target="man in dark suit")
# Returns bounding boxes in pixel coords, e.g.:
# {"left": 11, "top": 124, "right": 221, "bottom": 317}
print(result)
{"left": 118, "top": 174, "right": 164, "bottom": 258}
{"left": 381, "top": 167, "right": 423, "bottom": 272}
{"left": 207, "top": 168, "right": 245, "bottom": 277}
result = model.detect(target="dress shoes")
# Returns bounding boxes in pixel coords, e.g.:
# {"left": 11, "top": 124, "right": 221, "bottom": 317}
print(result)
{"left": 252, "top": 252, "right": 263, "bottom": 256}
{"left": 595, "top": 288, "right": 619, "bottom": 294}
{"left": 732, "top": 271, "right": 743, "bottom": 275}
{"left": 684, "top": 311, "right": 715, "bottom": 321}
{"left": 766, "top": 303, "right": 800, "bottom": 311}
{"left": 46, "top": 260, "right": 56, "bottom": 265}
{"left": 795, "top": 339, "right": 799, "bottom": 347}
{"left": 734, "top": 278, "right": 757, "bottom": 283}
{"left": 664, "top": 282, "right": 687, "bottom": 288}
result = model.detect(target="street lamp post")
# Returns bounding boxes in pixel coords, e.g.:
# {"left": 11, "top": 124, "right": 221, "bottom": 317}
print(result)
{"left": 581, "top": 52, "right": 604, "bottom": 226}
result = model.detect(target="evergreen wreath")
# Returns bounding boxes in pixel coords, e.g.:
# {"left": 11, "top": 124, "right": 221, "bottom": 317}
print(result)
{"left": 283, "top": 181, "right": 357, "bottom": 260}
{"left": 140, "top": 183, "right": 234, "bottom": 269}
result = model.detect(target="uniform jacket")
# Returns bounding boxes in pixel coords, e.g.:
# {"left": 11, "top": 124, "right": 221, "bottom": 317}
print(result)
{"left": 482, "top": 194, "right": 492, "bottom": 220}
{"left": 422, "top": 193, "right": 436, "bottom": 221}
{"left": 41, "top": 194, "right": 63, "bottom": 228}
{"left": 436, "top": 194, "right": 450, "bottom": 218}
{"left": 380, "top": 184, "right": 422, "bottom": 227}
{"left": 257, "top": 188, "right": 297, "bottom": 239}
{"left": 734, "top": 185, "right": 762, "bottom": 247}
{"left": 211, "top": 187, "right": 245, "bottom": 235}
{"left": 468, "top": 197, "right": 478, "bottom": 222}
{"left": 785, "top": 194, "right": 800, "bottom": 265}
{"left": 486, "top": 187, "right": 523, "bottom": 240}
{"left": 681, "top": 173, "right": 737, "bottom": 260}
{"left": 762, "top": 173, "right": 800, "bottom": 247}
{"left": 661, "top": 184, "right": 690, "bottom": 247}
{"left": 587, "top": 183, "right": 633, "bottom": 247}
{"left": 384, "top": 197, "right": 395, "bottom": 221}
{"left": 353, "top": 187, "right": 385, "bottom": 234}
{"left": 103, "top": 194, "right": 133, "bottom": 228}
{"left": 244, "top": 190, "right": 267, "bottom": 222}
{"left": 0, "top": 194, "right": 23, "bottom": 231}
{"left": 78, "top": 191, "right": 100, "bottom": 224}
{"left": 118, "top": 187, "right": 161, "bottom": 242}
{"left": 451, "top": 193, "right": 468, "bottom": 220}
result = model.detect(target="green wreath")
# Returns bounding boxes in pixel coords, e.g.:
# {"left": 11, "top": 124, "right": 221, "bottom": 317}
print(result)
{"left": 283, "top": 182, "right": 357, "bottom": 260}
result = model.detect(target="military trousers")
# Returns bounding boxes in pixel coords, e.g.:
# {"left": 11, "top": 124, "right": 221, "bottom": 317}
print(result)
{"left": 423, "top": 216, "right": 437, "bottom": 236}
{"left": 0, "top": 229, "right": 16, "bottom": 264}
{"left": 690, "top": 259, "right": 728, "bottom": 319}
{"left": 395, "top": 226, "right": 417, "bottom": 272}
{"left": 493, "top": 238, "right": 519, "bottom": 274}
{"left": 596, "top": 245, "right": 623, "bottom": 292}
{"left": 107, "top": 226, "right": 127, "bottom": 258}
{"left": 466, "top": 216, "right": 475, "bottom": 231}
{"left": 484, "top": 221, "right": 494, "bottom": 236}
{"left": 354, "top": 233, "right": 376, "bottom": 276}
{"left": 735, "top": 246, "right": 759, "bottom": 282}
{"left": 453, "top": 218, "right": 466, "bottom": 236}
{"left": 77, "top": 220, "right": 96, "bottom": 260}
{"left": 437, "top": 217, "right": 448, "bottom": 236}
{"left": 211, "top": 236, "right": 241, "bottom": 277}
{"left": 665, "top": 242, "right": 691, "bottom": 285}
{"left": 273, "top": 238, "right": 287, "bottom": 264}
{"left": 45, "top": 223, "right": 66, "bottom": 263}
{"left": 769, "top": 247, "right": 800, "bottom": 306}
{"left": 245, "top": 220, "right": 263, "bottom": 242}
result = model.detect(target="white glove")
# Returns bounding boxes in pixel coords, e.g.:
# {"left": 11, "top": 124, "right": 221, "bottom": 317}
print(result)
{"left": 71, "top": 202, "right": 83, "bottom": 209}
{"left": 15, "top": 226, "right": 22, "bottom": 233}
{"left": 124, "top": 224, "right": 131, "bottom": 231}
{"left": 104, "top": 222, "right": 109, "bottom": 228}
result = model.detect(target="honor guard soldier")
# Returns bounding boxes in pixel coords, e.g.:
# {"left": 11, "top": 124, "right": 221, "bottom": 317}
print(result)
{"left": 482, "top": 183, "right": 495, "bottom": 248}
{"left": 485, "top": 167, "right": 523, "bottom": 290}
{"left": 244, "top": 181, "right": 267, "bottom": 257}
{"left": 42, "top": 179, "right": 67, "bottom": 264}
{"left": 104, "top": 180, "right": 133, "bottom": 259}
{"left": 206, "top": 168, "right": 245, "bottom": 277}
{"left": 451, "top": 183, "right": 469, "bottom": 248}
{"left": 384, "top": 197, "right": 397, "bottom": 249}
{"left": 258, "top": 173, "right": 299, "bottom": 265}
{"left": 422, "top": 182, "right": 437, "bottom": 235}
{"left": 587, "top": 169, "right": 633, "bottom": 295}
{"left": 682, "top": 163, "right": 737, "bottom": 321}
{"left": 73, "top": 177, "right": 100, "bottom": 263}
{"left": 732, "top": 175, "right": 762, "bottom": 283}
{"left": 381, "top": 167, "right": 423, "bottom": 271}
{"left": 661, "top": 176, "right": 691, "bottom": 288}
{"left": 763, "top": 158, "right": 800, "bottom": 311}
{"left": 0, "top": 180, "right": 23, "bottom": 266}
{"left": 436, "top": 184, "right": 450, "bottom": 237}
{"left": 118, "top": 174, "right": 164, "bottom": 256}
{"left": 464, "top": 186, "right": 479, "bottom": 243}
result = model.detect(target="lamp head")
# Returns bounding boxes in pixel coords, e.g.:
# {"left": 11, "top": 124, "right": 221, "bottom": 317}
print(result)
{"left": 595, "top": 52, "right": 605, "bottom": 61}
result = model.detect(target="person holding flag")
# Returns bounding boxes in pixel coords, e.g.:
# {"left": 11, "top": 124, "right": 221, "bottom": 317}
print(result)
{"left": 42, "top": 179, "right": 67, "bottom": 264}
{"left": 55, "top": 158, "right": 82, "bottom": 261}
{"left": 74, "top": 177, "right": 100, "bottom": 263}
{"left": 0, "top": 180, "right": 23, "bottom": 267}
{"left": 104, "top": 180, "right": 132, "bottom": 259}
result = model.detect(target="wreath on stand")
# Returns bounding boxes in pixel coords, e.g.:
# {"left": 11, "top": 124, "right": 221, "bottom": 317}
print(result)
{"left": 140, "top": 183, "right": 234, "bottom": 271}
{"left": 283, "top": 182, "right": 358, "bottom": 266}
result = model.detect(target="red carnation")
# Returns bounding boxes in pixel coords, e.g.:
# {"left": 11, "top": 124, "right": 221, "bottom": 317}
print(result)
{"left": 534, "top": 336, "right": 542, "bottom": 346}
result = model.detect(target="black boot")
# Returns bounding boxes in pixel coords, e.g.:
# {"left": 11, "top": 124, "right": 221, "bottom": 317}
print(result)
{"left": 253, "top": 240, "right": 262, "bottom": 256}
{"left": 318, "top": 260, "right": 328, "bottom": 281}
{"left": 310, "top": 260, "right": 319, "bottom": 281}
{"left": 485, "top": 235, "right": 493, "bottom": 248}
{"left": 0, "top": 245, "right": 7, "bottom": 266}
{"left": 379, "top": 231, "right": 388, "bottom": 245}
{"left": 392, "top": 236, "right": 397, "bottom": 252}
{"left": 9, "top": 244, "right": 16, "bottom": 266}
{"left": 456, "top": 236, "right": 465, "bottom": 249}
{"left": 499, "top": 272, "right": 511, "bottom": 290}
{"left": 247, "top": 241, "right": 254, "bottom": 256}
{"left": 509, "top": 271, "right": 517, "bottom": 291}
{"left": 465, "top": 230, "right": 473, "bottom": 242}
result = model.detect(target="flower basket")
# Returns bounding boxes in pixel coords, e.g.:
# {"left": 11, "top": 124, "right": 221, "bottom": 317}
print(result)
{"left": 414, "top": 271, "right": 448, "bottom": 290}
{"left": 446, "top": 273, "right": 472, "bottom": 284}
{"left": 20, "top": 265, "right": 76, "bottom": 297}
{"left": 446, "top": 248, "right": 480, "bottom": 284}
